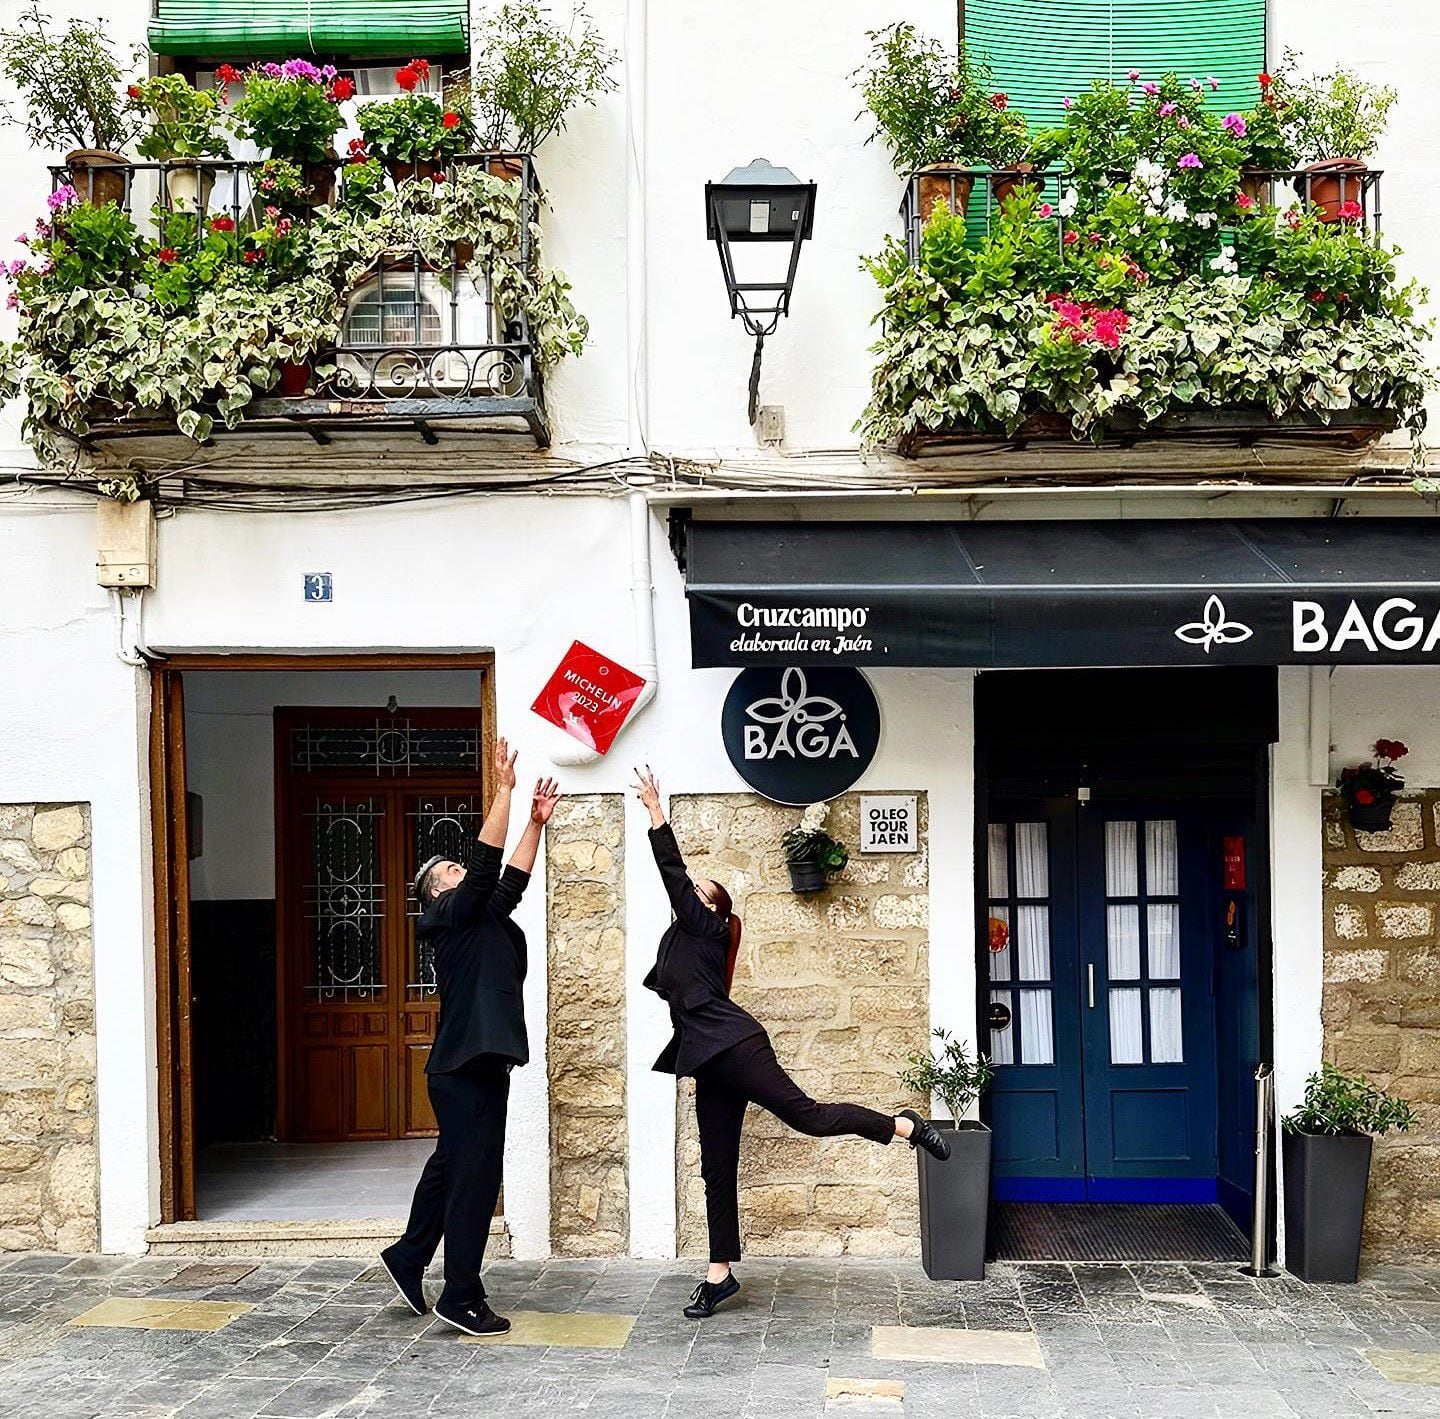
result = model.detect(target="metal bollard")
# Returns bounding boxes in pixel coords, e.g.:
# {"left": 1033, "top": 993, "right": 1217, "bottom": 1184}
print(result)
{"left": 1239, "top": 1063, "right": 1280, "bottom": 1278}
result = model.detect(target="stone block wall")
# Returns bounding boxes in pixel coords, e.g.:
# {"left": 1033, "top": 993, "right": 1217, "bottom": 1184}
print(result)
{"left": 0, "top": 804, "right": 98, "bottom": 1252}
{"left": 546, "top": 795, "right": 628, "bottom": 1256}
{"left": 1322, "top": 792, "right": 1440, "bottom": 1260}
{"left": 671, "top": 793, "right": 929, "bottom": 1259}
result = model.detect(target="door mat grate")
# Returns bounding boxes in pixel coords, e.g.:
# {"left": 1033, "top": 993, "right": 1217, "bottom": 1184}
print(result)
{"left": 990, "top": 1202, "right": 1248, "bottom": 1262}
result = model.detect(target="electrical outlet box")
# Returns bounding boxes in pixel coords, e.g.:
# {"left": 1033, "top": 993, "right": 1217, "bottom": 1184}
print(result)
{"left": 96, "top": 499, "right": 157, "bottom": 588}
{"left": 756, "top": 404, "right": 785, "bottom": 445}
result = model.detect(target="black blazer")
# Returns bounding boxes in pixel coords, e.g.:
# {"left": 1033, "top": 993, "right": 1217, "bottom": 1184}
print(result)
{"left": 642, "top": 823, "right": 764, "bottom": 1077}
{"left": 421, "top": 841, "right": 531, "bottom": 1073}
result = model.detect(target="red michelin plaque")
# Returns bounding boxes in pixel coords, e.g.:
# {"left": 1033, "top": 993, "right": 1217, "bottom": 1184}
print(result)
{"left": 531, "top": 641, "right": 647, "bottom": 754}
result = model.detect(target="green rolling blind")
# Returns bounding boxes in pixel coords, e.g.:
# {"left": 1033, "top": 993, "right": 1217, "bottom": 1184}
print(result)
{"left": 966, "top": 0, "right": 1267, "bottom": 128}
{"left": 149, "top": 1, "right": 470, "bottom": 61}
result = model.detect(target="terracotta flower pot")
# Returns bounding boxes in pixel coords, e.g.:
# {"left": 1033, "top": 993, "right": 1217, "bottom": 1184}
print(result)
{"left": 65, "top": 149, "right": 129, "bottom": 207}
{"left": 990, "top": 162, "right": 1037, "bottom": 209}
{"left": 384, "top": 156, "right": 444, "bottom": 187}
{"left": 278, "top": 361, "right": 312, "bottom": 397}
{"left": 484, "top": 152, "right": 525, "bottom": 183}
{"left": 305, "top": 154, "right": 340, "bottom": 208}
{"left": 916, "top": 164, "right": 973, "bottom": 225}
{"left": 1303, "top": 158, "right": 1367, "bottom": 223}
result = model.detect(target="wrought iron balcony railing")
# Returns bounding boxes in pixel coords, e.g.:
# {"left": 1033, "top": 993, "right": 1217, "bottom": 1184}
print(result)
{"left": 47, "top": 154, "right": 549, "bottom": 446}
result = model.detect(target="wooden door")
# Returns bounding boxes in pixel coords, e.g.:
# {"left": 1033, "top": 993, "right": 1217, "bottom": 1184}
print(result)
{"left": 276, "top": 708, "right": 490, "bottom": 1143}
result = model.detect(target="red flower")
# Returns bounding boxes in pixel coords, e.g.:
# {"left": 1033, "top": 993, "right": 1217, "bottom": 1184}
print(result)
{"left": 1354, "top": 788, "right": 1376, "bottom": 805}
{"left": 989, "top": 92, "right": 1008, "bottom": 110}
{"left": 328, "top": 76, "right": 355, "bottom": 102}
{"left": 1087, "top": 231, "right": 1102, "bottom": 244}
{"left": 1375, "top": 739, "right": 1409, "bottom": 761}
{"left": 1063, "top": 229, "right": 1079, "bottom": 246}
{"left": 1337, "top": 199, "right": 1363, "bottom": 221}
{"left": 216, "top": 63, "right": 242, "bottom": 85}
{"left": 156, "top": 247, "right": 178, "bottom": 264}
{"left": 396, "top": 65, "right": 419, "bottom": 92}
{"left": 1285, "top": 208, "right": 1302, "bottom": 230}
{"left": 1237, "top": 192, "right": 1255, "bottom": 210}
{"left": 243, "top": 249, "right": 260, "bottom": 264}
{"left": 441, "top": 111, "right": 461, "bottom": 129}
{"left": 127, "top": 84, "right": 142, "bottom": 99}
{"left": 208, "top": 215, "right": 235, "bottom": 232}
{"left": 430, "top": 170, "right": 446, "bottom": 183}
{"left": 1336, "top": 291, "right": 1350, "bottom": 303}
{"left": 411, "top": 59, "right": 431, "bottom": 79}
{"left": 1258, "top": 71, "right": 1272, "bottom": 87}
{"left": 1310, "top": 290, "right": 1326, "bottom": 303}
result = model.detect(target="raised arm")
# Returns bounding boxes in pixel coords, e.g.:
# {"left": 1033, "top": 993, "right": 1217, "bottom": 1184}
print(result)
{"left": 635, "top": 767, "right": 726, "bottom": 937}
{"left": 491, "top": 777, "right": 560, "bottom": 918}
{"left": 446, "top": 737, "right": 517, "bottom": 920}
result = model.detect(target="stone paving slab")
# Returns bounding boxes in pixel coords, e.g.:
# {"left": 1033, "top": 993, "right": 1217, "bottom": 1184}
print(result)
{"left": 0, "top": 1254, "right": 1439, "bottom": 1416}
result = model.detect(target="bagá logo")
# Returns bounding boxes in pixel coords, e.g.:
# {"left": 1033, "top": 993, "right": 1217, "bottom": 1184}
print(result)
{"left": 721, "top": 666, "right": 880, "bottom": 806}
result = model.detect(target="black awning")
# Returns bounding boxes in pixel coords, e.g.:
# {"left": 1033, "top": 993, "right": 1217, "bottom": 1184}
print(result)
{"left": 684, "top": 518, "right": 1440, "bottom": 667}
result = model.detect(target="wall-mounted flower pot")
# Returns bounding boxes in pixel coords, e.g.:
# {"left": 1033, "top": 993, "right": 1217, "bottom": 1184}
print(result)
{"left": 66, "top": 149, "right": 129, "bottom": 207}
{"left": 990, "top": 163, "right": 1036, "bottom": 208}
{"left": 165, "top": 161, "right": 214, "bottom": 213}
{"left": 1346, "top": 796, "right": 1395, "bottom": 833}
{"left": 278, "top": 361, "right": 312, "bottom": 397}
{"left": 1282, "top": 1129, "right": 1372, "bottom": 1282}
{"left": 786, "top": 860, "right": 826, "bottom": 893}
{"left": 916, "top": 164, "right": 973, "bottom": 225}
{"left": 917, "top": 1120, "right": 992, "bottom": 1281}
{"left": 1303, "top": 158, "right": 1367, "bottom": 223}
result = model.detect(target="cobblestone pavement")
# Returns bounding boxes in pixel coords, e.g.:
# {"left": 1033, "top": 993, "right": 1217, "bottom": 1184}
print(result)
{"left": 2, "top": 1253, "right": 1440, "bottom": 1418}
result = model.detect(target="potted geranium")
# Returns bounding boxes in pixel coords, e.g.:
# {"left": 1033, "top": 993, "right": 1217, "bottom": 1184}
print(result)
{"left": 856, "top": 23, "right": 1019, "bottom": 224}
{"left": 1282, "top": 1063, "right": 1415, "bottom": 1283}
{"left": 1236, "top": 63, "right": 1298, "bottom": 206}
{"left": 127, "top": 73, "right": 232, "bottom": 212}
{"left": 899, "top": 1027, "right": 994, "bottom": 1281}
{"left": 466, "top": 0, "right": 617, "bottom": 177}
{"left": 358, "top": 60, "right": 474, "bottom": 185}
{"left": 0, "top": 3, "right": 140, "bottom": 207}
{"left": 232, "top": 59, "right": 352, "bottom": 205}
{"left": 780, "top": 802, "right": 848, "bottom": 893}
{"left": 1337, "top": 738, "right": 1408, "bottom": 832}
{"left": 1283, "top": 55, "right": 1396, "bottom": 222}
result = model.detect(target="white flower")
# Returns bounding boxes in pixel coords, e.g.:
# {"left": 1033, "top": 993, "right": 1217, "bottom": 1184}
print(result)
{"left": 1159, "top": 238, "right": 1170, "bottom": 252}
{"left": 799, "top": 802, "right": 828, "bottom": 834}
{"left": 1057, "top": 186, "right": 1078, "bottom": 217}
{"left": 1209, "top": 245, "right": 1237, "bottom": 274}
{"left": 1164, "top": 199, "right": 1189, "bottom": 221}
{"left": 1132, "top": 157, "right": 1165, "bottom": 187}
{"left": 1193, "top": 210, "right": 1217, "bottom": 229}
{"left": 1148, "top": 186, "right": 1165, "bottom": 209}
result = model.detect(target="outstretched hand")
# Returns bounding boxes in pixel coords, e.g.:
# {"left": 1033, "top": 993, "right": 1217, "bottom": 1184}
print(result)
{"left": 633, "top": 766, "right": 661, "bottom": 813}
{"left": 494, "top": 735, "right": 518, "bottom": 791}
{"left": 531, "top": 777, "right": 561, "bottom": 826}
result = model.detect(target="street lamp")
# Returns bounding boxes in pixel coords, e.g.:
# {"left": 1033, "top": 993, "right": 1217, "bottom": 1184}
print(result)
{"left": 704, "top": 158, "right": 816, "bottom": 424}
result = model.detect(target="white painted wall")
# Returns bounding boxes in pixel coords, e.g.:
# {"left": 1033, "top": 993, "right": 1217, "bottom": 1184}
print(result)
{"left": 1330, "top": 667, "right": 1440, "bottom": 788}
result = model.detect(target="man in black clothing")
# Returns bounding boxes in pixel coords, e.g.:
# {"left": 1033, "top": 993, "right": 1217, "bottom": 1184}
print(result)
{"left": 380, "top": 738, "right": 559, "bottom": 1336}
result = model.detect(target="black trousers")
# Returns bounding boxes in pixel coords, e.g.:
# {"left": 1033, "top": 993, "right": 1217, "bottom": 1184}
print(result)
{"left": 391, "top": 1054, "right": 510, "bottom": 1306}
{"left": 693, "top": 1032, "right": 895, "bottom": 1263}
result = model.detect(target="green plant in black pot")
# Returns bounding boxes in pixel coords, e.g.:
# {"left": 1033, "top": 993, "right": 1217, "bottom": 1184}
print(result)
{"left": 1337, "top": 738, "right": 1407, "bottom": 832}
{"left": 898, "top": 1027, "right": 995, "bottom": 1281}
{"left": 1281, "top": 1063, "right": 1414, "bottom": 1283}
{"left": 780, "top": 802, "right": 848, "bottom": 893}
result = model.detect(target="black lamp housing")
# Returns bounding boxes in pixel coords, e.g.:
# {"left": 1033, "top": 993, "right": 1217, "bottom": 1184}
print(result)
{"left": 704, "top": 158, "right": 816, "bottom": 422}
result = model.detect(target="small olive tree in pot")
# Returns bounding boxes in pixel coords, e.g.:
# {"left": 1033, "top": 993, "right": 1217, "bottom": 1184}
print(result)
{"left": 1282, "top": 1063, "right": 1415, "bottom": 1282}
{"left": 899, "top": 1027, "right": 995, "bottom": 1280}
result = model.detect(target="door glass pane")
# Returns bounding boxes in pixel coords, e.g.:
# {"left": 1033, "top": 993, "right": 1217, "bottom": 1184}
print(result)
{"left": 989, "top": 989, "right": 1014, "bottom": 1064}
{"left": 1109, "top": 988, "right": 1143, "bottom": 1064}
{"left": 1150, "top": 987, "right": 1184, "bottom": 1063}
{"left": 1106, "top": 904, "right": 1141, "bottom": 980}
{"left": 1145, "top": 819, "right": 1179, "bottom": 895}
{"left": 1014, "top": 822, "right": 1049, "bottom": 897}
{"left": 1019, "top": 990, "right": 1054, "bottom": 1065}
{"left": 988, "top": 905, "right": 1011, "bottom": 982}
{"left": 1147, "top": 903, "right": 1180, "bottom": 979}
{"left": 1016, "top": 905, "right": 1050, "bottom": 980}
{"left": 987, "top": 823, "right": 1010, "bottom": 897}
{"left": 305, "top": 797, "right": 385, "bottom": 1001}
{"left": 1105, "top": 820, "right": 1138, "bottom": 896}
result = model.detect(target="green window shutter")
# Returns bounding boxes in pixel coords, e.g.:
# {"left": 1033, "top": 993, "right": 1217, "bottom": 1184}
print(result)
{"left": 966, "top": 0, "right": 1266, "bottom": 128}
{"left": 149, "top": 1, "right": 470, "bottom": 61}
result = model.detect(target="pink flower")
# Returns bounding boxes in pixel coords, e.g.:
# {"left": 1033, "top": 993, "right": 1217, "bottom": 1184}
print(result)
{"left": 1237, "top": 192, "right": 1255, "bottom": 210}
{"left": 5, "top": 293, "right": 17, "bottom": 310}
{"left": 1178, "top": 153, "right": 1202, "bottom": 169}
{"left": 1177, "top": 115, "right": 1192, "bottom": 129}
{"left": 261, "top": 63, "right": 283, "bottom": 78}
{"left": 1285, "top": 208, "right": 1302, "bottom": 230}
{"left": 15, "top": 233, "right": 27, "bottom": 245}
{"left": 1142, "top": 82, "right": 1159, "bottom": 96}
{"left": 1128, "top": 69, "right": 1140, "bottom": 82}
{"left": 264, "top": 205, "right": 280, "bottom": 219}
{"left": 1207, "top": 76, "right": 1220, "bottom": 90}
{"left": 1063, "top": 229, "right": 1079, "bottom": 245}
{"left": 5, "top": 258, "right": 26, "bottom": 276}
{"left": 275, "top": 217, "right": 293, "bottom": 236}
{"left": 1062, "top": 96, "right": 1073, "bottom": 110}
{"left": 1190, "top": 77, "right": 1203, "bottom": 91}
{"left": 46, "top": 185, "right": 78, "bottom": 212}
{"left": 1222, "top": 112, "right": 1247, "bottom": 137}
{"left": 1087, "top": 231, "right": 1103, "bottom": 244}
{"left": 1338, "top": 199, "right": 1363, "bottom": 221}
{"left": 1159, "top": 101, "right": 1177, "bottom": 117}
{"left": 1037, "top": 202, "right": 1054, "bottom": 218}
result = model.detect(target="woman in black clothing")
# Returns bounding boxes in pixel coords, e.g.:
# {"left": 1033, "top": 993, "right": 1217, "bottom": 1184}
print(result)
{"left": 634, "top": 768, "right": 951, "bottom": 1319}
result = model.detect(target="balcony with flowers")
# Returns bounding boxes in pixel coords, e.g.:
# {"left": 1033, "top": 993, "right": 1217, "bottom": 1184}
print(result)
{"left": 854, "top": 25, "right": 1431, "bottom": 471}
{"left": 0, "top": 6, "right": 615, "bottom": 492}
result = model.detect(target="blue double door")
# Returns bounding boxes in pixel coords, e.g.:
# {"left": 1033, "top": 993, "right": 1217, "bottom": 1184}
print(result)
{"left": 986, "top": 797, "right": 1233, "bottom": 1204}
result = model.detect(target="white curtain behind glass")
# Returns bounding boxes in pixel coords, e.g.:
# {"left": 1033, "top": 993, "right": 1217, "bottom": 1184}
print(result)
{"left": 1109, "top": 988, "right": 1143, "bottom": 1064}
{"left": 1015, "top": 822, "right": 1048, "bottom": 896}
{"left": 1151, "top": 987, "right": 1183, "bottom": 1062}
{"left": 990, "top": 989, "right": 1014, "bottom": 1065}
{"left": 1020, "top": 991, "right": 1054, "bottom": 1065}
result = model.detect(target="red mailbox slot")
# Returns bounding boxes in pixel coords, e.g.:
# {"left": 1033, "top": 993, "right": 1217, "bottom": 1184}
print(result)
{"left": 1222, "top": 834, "right": 1246, "bottom": 891}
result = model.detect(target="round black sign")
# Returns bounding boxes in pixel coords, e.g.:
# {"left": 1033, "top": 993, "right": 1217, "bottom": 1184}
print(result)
{"left": 721, "top": 666, "right": 880, "bottom": 806}
{"left": 987, "top": 1002, "right": 1012, "bottom": 1032}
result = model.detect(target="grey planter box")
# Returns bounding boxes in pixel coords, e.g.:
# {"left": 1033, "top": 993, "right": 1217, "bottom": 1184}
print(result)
{"left": 1283, "top": 1130, "right": 1373, "bottom": 1283}
{"left": 916, "top": 1120, "right": 992, "bottom": 1281}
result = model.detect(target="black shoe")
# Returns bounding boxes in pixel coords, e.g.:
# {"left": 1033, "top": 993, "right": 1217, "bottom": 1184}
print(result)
{"left": 433, "top": 1297, "right": 511, "bottom": 1336}
{"left": 900, "top": 1108, "right": 952, "bottom": 1161}
{"left": 379, "top": 1244, "right": 428, "bottom": 1316}
{"left": 683, "top": 1272, "right": 740, "bottom": 1319}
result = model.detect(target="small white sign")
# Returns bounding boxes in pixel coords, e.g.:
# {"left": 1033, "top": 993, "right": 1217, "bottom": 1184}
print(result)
{"left": 860, "top": 795, "right": 917, "bottom": 853}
